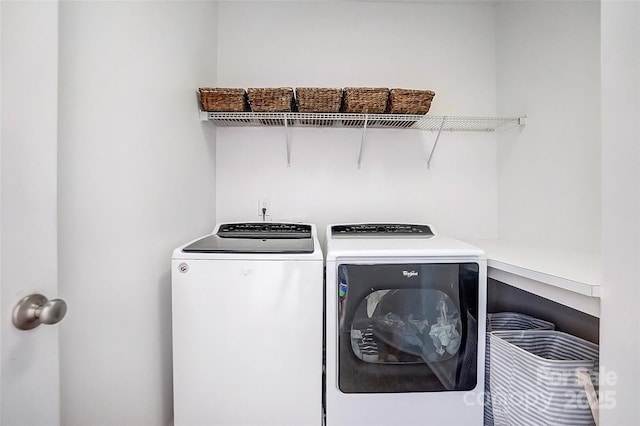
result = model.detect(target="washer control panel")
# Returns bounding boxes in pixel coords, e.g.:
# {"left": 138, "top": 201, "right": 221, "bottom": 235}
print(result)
{"left": 331, "top": 224, "right": 434, "bottom": 237}
{"left": 218, "top": 223, "right": 311, "bottom": 239}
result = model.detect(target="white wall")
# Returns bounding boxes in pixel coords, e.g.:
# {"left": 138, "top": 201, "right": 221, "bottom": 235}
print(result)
{"left": 216, "top": 1, "right": 498, "bottom": 242}
{"left": 46, "top": 1, "right": 632, "bottom": 424}
{"left": 600, "top": 1, "right": 640, "bottom": 425}
{"left": 58, "top": 2, "right": 217, "bottom": 425}
{"left": 495, "top": 0, "right": 601, "bottom": 253}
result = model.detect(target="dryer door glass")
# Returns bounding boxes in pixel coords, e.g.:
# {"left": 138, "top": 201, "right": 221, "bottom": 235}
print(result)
{"left": 337, "top": 263, "right": 479, "bottom": 393}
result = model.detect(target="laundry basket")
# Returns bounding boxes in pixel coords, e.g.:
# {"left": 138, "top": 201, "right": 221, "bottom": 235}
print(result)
{"left": 485, "top": 313, "right": 555, "bottom": 426}
{"left": 489, "top": 330, "right": 599, "bottom": 426}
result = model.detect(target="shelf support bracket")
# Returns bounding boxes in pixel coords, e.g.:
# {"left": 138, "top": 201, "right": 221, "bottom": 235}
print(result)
{"left": 357, "top": 114, "right": 369, "bottom": 169}
{"left": 284, "top": 113, "right": 291, "bottom": 167}
{"left": 424, "top": 116, "right": 446, "bottom": 169}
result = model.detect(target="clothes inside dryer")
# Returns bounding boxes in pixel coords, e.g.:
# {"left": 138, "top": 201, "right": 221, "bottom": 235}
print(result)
{"left": 350, "top": 289, "right": 462, "bottom": 364}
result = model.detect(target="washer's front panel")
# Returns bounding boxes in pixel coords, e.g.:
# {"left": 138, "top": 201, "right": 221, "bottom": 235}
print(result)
{"left": 337, "top": 263, "right": 479, "bottom": 394}
{"left": 172, "top": 258, "right": 323, "bottom": 426}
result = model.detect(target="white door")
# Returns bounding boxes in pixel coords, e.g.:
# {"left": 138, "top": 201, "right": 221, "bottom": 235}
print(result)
{"left": 1, "top": 1, "right": 62, "bottom": 425}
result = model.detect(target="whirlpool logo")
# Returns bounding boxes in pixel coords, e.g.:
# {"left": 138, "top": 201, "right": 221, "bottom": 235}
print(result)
{"left": 402, "top": 270, "right": 418, "bottom": 278}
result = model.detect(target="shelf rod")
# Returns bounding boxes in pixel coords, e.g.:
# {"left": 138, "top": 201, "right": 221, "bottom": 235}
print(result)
{"left": 357, "top": 114, "right": 369, "bottom": 169}
{"left": 426, "top": 116, "right": 447, "bottom": 169}
{"left": 284, "top": 113, "right": 291, "bottom": 167}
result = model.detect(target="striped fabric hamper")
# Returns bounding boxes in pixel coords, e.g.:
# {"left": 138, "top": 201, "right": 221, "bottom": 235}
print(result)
{"left": 489, "top": 330, "right": 599, "bottom": 426}
{"left": 484, "top": 313, "right": 555, "bottom": 426}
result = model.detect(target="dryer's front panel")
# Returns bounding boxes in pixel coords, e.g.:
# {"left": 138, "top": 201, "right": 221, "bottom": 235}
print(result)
{"left": 337, "top": 263, "right": 479, "bottom": 394}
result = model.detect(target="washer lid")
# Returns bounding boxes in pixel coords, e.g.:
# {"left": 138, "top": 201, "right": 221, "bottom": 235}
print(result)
{"left": 182, "top": 222, "right": 314, "bottom": 253}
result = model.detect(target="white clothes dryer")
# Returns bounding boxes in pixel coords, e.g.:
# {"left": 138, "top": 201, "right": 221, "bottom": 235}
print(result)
{"left": 172, "top": 222, "right": 323, "bottom": 426}
{"left": 324, "top": 223, "right": 487, "bottom": 426}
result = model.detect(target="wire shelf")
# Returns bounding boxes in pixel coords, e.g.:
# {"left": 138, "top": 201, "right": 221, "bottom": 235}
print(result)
{"left": 201, "top": 110, "right": 526, "bottom": 168}
{"left": 204, "top": 112, "right": 523, "bottom": 131}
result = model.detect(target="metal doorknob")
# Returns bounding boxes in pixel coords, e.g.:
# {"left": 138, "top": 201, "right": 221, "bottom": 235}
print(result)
{"left": 12, "top": 294, "right": 68, "bottom": 330}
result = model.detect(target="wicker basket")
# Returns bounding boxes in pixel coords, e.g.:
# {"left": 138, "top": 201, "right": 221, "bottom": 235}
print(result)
{"left": 342, "top": 87, "right": 389, "bottom": 114}
{"left": 296, "top": 87, "right": 342, "bottom": 126}
{"left": 247, "top": 87, "right": 295, "bottom": 112}
{"left": 295, "top": 87, "right": 342, "bottom": 112}
{"left": 247, "top": 87, "right": 294, "bottom": 125}
{"left": 198, "top": 88, "right": 249, "bottom": 112}
{"left": 388, "top": 89, "right": 436, "bottom": 115}
{"left": 342, "top": 87, "right": 388, "bottom": 126}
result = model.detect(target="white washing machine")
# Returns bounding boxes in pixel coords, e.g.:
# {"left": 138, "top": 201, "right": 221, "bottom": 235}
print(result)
{"left": 325, "top": 223, "right": 487, "bottom": 426}
{"left": 172, "top": 222, "right": 323, "bottom": 426}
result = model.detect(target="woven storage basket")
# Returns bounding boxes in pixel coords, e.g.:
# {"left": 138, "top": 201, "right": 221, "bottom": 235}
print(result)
{"left": 342, "top": 87, "right": 389, "bottom": 113}
{"left": 388, "top": 88, "right": 436, "bottom": 114}
{"left": 296, "top": 87, "right": 342, "bottom": 126}
{"left": 199, "top": 88, "right": 249, "bottom": 112}
{"left": 247, "top": 87, "right": 295, "bottom": 112}
{"left": 247, "top": 87, "right": 295, "bottom": 125}
{"left": 342, "top": 87, "right": 389, "bottom": 126}
{"left": 489, "top": 330, "right": 599, "bottom": 426}
{"left": 485, "top": 314, "right": 555, "bottom": 426}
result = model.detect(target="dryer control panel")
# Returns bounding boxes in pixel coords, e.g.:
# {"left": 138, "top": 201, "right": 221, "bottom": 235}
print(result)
{"left": 218, "top": 223, "right": 311, "bottom": 239}
{"left": 331, "top": 224, "right": 434, "bottom": 237}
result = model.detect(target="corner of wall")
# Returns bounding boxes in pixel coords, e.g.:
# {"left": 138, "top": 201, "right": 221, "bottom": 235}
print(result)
{"left": 495, "top": 0, "right": 602, "bottom": 252}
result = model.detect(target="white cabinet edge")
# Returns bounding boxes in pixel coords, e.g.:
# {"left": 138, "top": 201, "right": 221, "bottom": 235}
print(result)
{"left": 488, "top": 268, "right": 600, "bottom": 317}
{"left": 487, "top": 259, "right": 600, "bottom": 297}
{"left": 470, "top": 239, "right": 601, "bottom": 316}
